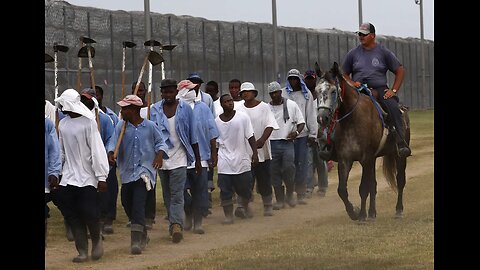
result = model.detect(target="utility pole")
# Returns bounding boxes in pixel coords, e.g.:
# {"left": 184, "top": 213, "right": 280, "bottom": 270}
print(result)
{"left": 358, "top": 0, "right": 363, "bottom": 26}
{"left": 415, "top": 0, "right": 426, "bottom": 109}
{"left": 272, "top": 0, "right": 279, "bottom": 82}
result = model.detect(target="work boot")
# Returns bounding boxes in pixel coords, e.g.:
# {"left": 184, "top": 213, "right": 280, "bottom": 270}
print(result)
{"left": 286, "top": 191, "right": 297, "bottom": 207}
{"left": 171, "top": 223, "right": 183, "bottom": 243}
{"left": 140, "top": 226, "right": 149, "bottom": 251}
{"left": 262, "top": 195, "right": 274, "bottom": 216}
{"left": 193, "top": 212, "right": 205, "bottom": 234}
{"left": 103, "top": 220, "right": 114, "bottom": 234}
{"left": 145, "top": 218, "right": 154, "bottom": 230}
{"left": 241, "top": 197, "right": 254, "bottom": 218}
{"left": 64, "top": 219, "right": 74, "bottom": 242}
{"left": 273, "top": 186, "right": 285, "bottom": 210}
{"left": 184, "top": 207, "right": 193, "bottom": 231}
{"left": 297, "top": 193, "right": 308, "bottom": 205}
{"left": 88, "top": 221, "right": 104, "bottom": 260}
{"left": 130, "top": 224, "right": 143, "bottom": 254}
{"left": 222, "top": 204, "right": 234, "bottom": 224}
{"left": 71, "top": 223, "right": 88, "bottom": 263}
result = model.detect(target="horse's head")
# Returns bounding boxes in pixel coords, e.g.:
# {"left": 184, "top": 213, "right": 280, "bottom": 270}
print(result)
{"left": 314, "top": 62, "right": 341, "bottom": 129}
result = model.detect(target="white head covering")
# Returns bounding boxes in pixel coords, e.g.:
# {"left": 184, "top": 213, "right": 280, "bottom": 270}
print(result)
{"left": 54, "top": 89, "right": 95, "bottom": 119}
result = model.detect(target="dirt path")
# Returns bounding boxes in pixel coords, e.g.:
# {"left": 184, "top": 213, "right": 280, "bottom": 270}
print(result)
{"left": 45, "top": 144, "right": 431, "bottom": 270}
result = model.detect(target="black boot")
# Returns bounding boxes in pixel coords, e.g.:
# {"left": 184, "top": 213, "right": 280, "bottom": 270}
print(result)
{"left": 71, "top": 222, "right": 88, "bottom": 263}
{"left": 221, "top": 203, "right": 234, "bottom": 224}
{"left": 87, "top": 221, "right": 103, "bottom": 260}
{"left": 273, "top": 185, "right": 285, "bottom": 210}
{"left": 130, "top": 224, "right": 143, "bottom": 254}
{"left": 184, "top": 205, "right": 193, "bottom": 231}
{"left": 64, "top": 219, "right": 74, "bottom": 242}
{"left": 140, "top": 226, "right": 149, "bottom": 251}
{"left": 193, "top": 211, "right": 205, "bottom": 234}
{"left": 397, "top": 141, "right": 411, "bottom": 158}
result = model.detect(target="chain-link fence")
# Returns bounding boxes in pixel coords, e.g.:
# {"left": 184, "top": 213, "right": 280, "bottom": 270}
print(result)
{"left": 45, "top": 0, "right": 434, "bottom": 113}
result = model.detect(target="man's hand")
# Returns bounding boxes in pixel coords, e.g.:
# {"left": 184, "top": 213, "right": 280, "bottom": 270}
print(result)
{"left": 383, "top": 88, "right": 395, "bottom": 99}
{"left": 98, "top": 181, "right": 108, "bottom": 192}
{"left": 195, "top": 162, "right": 203, "bottom": 176}
{"left": 107, "top": 151, "right": 116, "bottom": 166}
{"left": 48, "top": 175, "right": 59, "bottom": 190}
{"left": 307, "top": 137, "right": 317, "bottom": 146}
{"left": 153, "top": 153, "right": 163, "bottom": 170}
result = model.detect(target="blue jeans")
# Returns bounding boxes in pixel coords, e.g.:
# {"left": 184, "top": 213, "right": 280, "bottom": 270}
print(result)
{"left": 270, "top": 140, "right": 295, "bottom": 190}
{"left": 251, "top": 160, "right": 272, "bottom": 197}
{"left": 306, "top": 144, "right": 329, "bottom": 190}
{"left": 184, "top": 167, "right": 209, "bottom": 215}
{"left": 218, "top": 171, "right": 253, "bottom": 205}
{"left": 121, "top": 178, "right": 148, "bottom": 226}
{"left": 293, "top": 136, "right": 308, "bottom": 194}
{"left": 159, "top": 167, "right": 187, "bottom": 229}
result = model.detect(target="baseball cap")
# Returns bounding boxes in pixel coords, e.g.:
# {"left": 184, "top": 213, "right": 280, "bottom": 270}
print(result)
{"left": 287, "top": 69, "right": 302, "bottom": 80}
{"left": 160, "top": 78, "right": 178, "bottom": 89}
{"left": 239, "top": 82, "right": 257, "bottom": 94}
{"left": 187, "top": 72, "right": 204, "bottom": 84}
{"left": 357, "top": 22, "right": 375, "bottom": 35}
{"left": 117, "top": 94, "right": 143, "bottom": 107}
{"left": 177, "top": 79, "right": 198, "bottom": 90}
{"left": 80, "top": 88, "right": 97, "bottom": 99}
{"left": 304, "top": 69, "right": 317, "bottom": 79}
{"left": 267, "top": 81, "right": 282, "bottom": 93}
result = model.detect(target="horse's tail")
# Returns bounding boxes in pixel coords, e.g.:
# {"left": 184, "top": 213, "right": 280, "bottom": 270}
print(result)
{"left": 382, "top": 152, "right": 398, "bottom": 193}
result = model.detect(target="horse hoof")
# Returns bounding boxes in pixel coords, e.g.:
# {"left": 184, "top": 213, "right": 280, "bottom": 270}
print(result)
{"left": 394, "top": 211, "right": 403, "bottom": 219}
{"left": 366, "top": 216, "right": 376, "bottom": 222}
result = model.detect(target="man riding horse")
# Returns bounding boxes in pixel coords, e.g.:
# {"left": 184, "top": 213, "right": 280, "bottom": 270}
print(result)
{"left": 342, "top": 22, "right": 411, "bottom": 158}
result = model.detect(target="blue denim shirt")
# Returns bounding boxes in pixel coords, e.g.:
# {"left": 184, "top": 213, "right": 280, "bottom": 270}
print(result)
{"left": 105, "top": 107, "right": 119, "bottom": 127}
{"left": 192, "top": 101, "right": 219, "bottom": 161}
{"left": 107, "top": 119, "right": 168, "bottom": 185}
{"left": 150, "top": 99, "right": 198, "bottom": 166}
{"left": 99, "top": 112, "right": 114, "bottom": 148}
{"left": 45, "top": 117, "right": 61, "bottom": 192}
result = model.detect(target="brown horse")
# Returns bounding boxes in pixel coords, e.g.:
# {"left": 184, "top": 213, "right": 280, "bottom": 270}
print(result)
{"left": 314, "top": 62, "right": 410, "bottom": 221}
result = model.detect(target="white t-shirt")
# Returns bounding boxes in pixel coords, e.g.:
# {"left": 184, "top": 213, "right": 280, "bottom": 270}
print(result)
{"left": 237, "top": 101, "right": 279, "bottom": 162}
{"left": 214, "top": 99, "right": 245, "bottom": 118}
{"left": 215, "top": 110, "right": 254, "bottom": 174}
{"left": 161, "top": 115, "right": 187, "bottom": 170}
{"left": 269, "top": 99, "right": 306, "bottom": 140}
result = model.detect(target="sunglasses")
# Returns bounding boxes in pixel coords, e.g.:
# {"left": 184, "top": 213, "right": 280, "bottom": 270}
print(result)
{"left": 358, "top": 32, "right": 369, "bottom": 37}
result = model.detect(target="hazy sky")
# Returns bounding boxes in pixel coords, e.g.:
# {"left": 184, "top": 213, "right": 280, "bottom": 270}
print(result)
{"left": 65, "top": 0, "right": 434, "bottom": 41}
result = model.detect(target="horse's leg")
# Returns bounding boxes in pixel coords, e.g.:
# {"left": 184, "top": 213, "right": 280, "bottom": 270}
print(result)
{"left": 337, "top": 160, "right": 358, "bottom": 220}
{"left": 395, "top": 156, "right": 407, "bottom": 218}
{"left": 358, "top": 159, "right": 376, "bottom": 221}
{"left": 368, "top": 160, "right": 377, "bottom": 220}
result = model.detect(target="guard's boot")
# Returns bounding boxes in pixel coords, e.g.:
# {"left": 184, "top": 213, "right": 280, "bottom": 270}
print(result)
{"left": 193, "top": 212, "right": 205, "bottom": 234}
{"left": 397, "top": 140, "right": 411, "bottom": 158}
{"left": 262, "top": 195, "right": 274, "bottom": 216}
{"left": 130, "top": 224, "right": 143, "bottom": 254}
{"left": 87, "top": 221, "right": 104, "bottom": 260}
{"left": 64, "top": 219, "right": 74, "bottom": 242}
{"left": 71, "top": 223, "right": 88, "bottom": 263}
{"left": 273, "top": 186, "right": 285, "bottom": 210}
{"left": 222, "top": 204, "right": 234, "bottom": 224}
{"left": 184, "top": 206, "right": 193, "bottom": 231}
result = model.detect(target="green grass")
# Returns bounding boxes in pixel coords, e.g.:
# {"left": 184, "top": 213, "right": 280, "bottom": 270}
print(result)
{"left": 46, "top": 110, "right": 434, "bottom": 270}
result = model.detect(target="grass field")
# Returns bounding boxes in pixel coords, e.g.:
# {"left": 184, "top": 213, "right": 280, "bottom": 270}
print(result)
{"left": 46, "top": 110, "right": 434, "bottom": 270}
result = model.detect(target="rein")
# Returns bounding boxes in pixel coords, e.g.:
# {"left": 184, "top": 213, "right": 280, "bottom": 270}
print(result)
{"left": 335, "top": 79, "right": 360, "bottom": 123}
